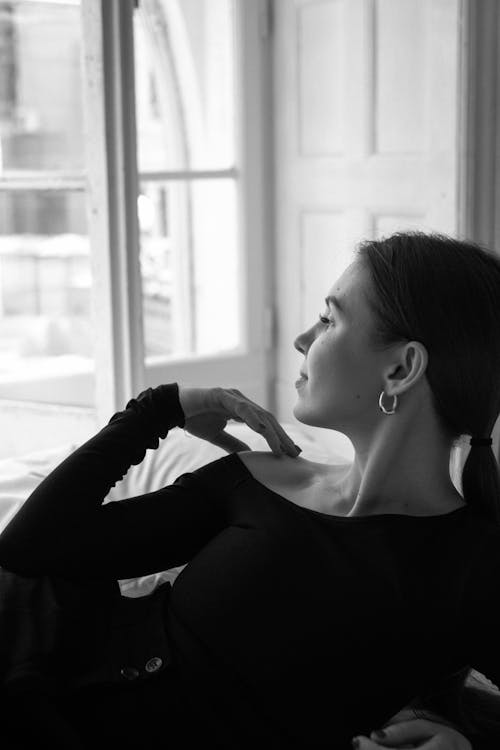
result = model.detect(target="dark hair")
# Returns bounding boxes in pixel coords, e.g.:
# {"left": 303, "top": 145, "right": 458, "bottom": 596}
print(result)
{"left": 354, "top": 230, "right": 500, "bottom": 526}
{"left": 354, "top": 230, "right": 500, "bottom": 745}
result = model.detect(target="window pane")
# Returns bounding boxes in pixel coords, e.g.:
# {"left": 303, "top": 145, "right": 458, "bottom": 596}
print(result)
{"left": 134, "top": 0, "right": 236, "bottom": 171}
{"left": 0, "top": 190, "right": 94, "bottom": 389}
{"left": 139, "top": 179, "right": 240, "bottom": 360}
{"left": 0, "top": 0, "right": 84, "bottom": 171}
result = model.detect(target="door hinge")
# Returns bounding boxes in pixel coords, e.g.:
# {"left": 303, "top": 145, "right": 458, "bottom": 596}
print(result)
{"left": 259, "top": 0, "right": 273, "bottom": 39}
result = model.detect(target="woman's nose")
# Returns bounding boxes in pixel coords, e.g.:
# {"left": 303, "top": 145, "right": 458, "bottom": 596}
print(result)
{"left": 294, "top": 322, "right": 316, "bottom": 354}
{"left": 294, "top": 334, "right": 306, "bottom": 354}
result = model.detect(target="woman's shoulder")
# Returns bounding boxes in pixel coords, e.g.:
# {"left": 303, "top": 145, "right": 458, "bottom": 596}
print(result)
{"left": 236, "top": 450, "right": 348, "bottom": 484}
{"left": 235, "top": 451, "right": 353, "bottom": 515}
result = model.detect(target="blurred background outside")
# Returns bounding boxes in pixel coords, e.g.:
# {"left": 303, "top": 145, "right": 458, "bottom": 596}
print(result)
{"left": 0, "top": 0, "right": 239, "bottom": 457}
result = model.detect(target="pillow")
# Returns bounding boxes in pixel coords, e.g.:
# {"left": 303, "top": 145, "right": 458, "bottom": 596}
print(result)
{"left": 0, "top": 443, "right": 79, "bottom": 537}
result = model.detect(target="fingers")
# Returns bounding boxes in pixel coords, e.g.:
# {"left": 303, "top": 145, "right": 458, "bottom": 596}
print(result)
{"left": 245, "top": 412, "right": 284, "bottom": 457}
{"left": 369, "top": 719, "right": 433, "bottom": 745}
{"left": 206, "top": 432, "right": 251, "bottom": 454}
{"left": 250, "top": 412, "right": 300, "bottom": 457}
{"left": 266, "top": 412, "right": 301, "bottom": 455}
{"left": 365, "top": 718, "right": 460, "bottom": 749}
{"left": 228, "top": 389, "right": 300, "bottom": 457}
{"left": 353, "top": 738, "right": 416, "bottom": 749}
{"left": 352, "top": 738, "right": 392, "bottom": 749}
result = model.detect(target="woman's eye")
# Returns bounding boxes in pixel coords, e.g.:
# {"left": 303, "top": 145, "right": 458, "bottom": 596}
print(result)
{"left": 318, "top": 313, "right": 334, "bottom": 328}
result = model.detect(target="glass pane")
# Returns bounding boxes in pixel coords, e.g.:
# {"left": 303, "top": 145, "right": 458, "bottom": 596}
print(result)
{"left": 134, "top": 0, "right": 236, "bottom": 171}
{"left": 0, "top": 190, "right": 94, "bottom": 386}
{"left": 139, "top": 178, "right": 240, "bottom": 360}
{"left": 0, "top": 0, "right": 84, "bottom": 171}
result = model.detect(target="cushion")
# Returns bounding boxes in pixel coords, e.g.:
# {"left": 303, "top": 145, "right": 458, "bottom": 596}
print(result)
{"left": 0, "top": 443, "right": 80, "bottom": 539}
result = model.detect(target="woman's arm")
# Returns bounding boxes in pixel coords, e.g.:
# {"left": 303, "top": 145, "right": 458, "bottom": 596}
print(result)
{"left": 0, "top": 383, "right": 229, "bottom": 581}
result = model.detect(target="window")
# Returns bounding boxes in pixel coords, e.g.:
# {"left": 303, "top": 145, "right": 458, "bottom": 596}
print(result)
{"left": 0, "top": 0, "right": 93, "bottom": 401}
{"left": 133, "top": 0, "right": 240, "bottom": 358}
{"left": 0, "top": 0, "right": 272, "bottom": 457}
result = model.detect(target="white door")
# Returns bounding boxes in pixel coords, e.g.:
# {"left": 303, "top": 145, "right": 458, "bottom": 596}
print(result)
{"left": 272, "top": 0, "right": 462, "bottom": 459}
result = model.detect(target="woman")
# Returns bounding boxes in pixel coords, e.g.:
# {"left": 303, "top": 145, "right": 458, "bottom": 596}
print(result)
{"left": 1, "top": 230, "right": 499, "bottom": 748}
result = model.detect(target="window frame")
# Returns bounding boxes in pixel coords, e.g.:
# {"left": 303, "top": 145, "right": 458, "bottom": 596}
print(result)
{"left": 138, "top": 0, "right": 275, "bottom": 415}
{"left": 0, "top": 0, "right": 275, "bottom": 429}
{"left": 82, "top": 0, "right": 145, "bottom": 423}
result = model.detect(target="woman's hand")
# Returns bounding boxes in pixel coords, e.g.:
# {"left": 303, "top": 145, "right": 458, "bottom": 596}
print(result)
{"left": 178, "top": 386, "right": 301, "bottom": 457}
{"left": 352, "top": 708, "right": 472, "bottom": 750}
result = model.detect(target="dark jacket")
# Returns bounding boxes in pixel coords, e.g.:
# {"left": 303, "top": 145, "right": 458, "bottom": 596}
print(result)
{"left": 0, "top": 566, "right": 174, "bottom": 748}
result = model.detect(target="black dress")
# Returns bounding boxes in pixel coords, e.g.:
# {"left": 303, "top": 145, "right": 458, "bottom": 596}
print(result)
{"left": 0, "top": 383, "right": 499, "bottom": 749}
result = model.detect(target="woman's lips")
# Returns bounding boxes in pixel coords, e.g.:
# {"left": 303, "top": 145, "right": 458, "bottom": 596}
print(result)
{"left": 295, "top": 376, "right": 307, "bottom": 388}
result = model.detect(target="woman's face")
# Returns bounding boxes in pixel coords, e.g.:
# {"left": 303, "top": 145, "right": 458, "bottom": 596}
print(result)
{"left": 293, "top": 262, "right": 393, "bottom": 435}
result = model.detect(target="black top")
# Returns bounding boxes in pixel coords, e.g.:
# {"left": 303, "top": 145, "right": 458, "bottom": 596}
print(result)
{"left": 0, "top": 383, "right": 499, "bottom": 749}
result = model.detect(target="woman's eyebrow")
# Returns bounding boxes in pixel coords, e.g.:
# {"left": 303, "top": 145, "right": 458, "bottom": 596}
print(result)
{"left": 325, "top": 295, "right": 346, "bottom": 316}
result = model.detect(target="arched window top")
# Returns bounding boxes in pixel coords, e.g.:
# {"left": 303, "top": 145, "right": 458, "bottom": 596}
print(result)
{"left": 134, "top": 0, "right": 236, "bottom": 172}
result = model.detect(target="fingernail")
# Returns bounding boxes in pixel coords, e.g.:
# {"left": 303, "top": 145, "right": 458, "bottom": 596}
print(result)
{"left": 371, "top": 730, "right": 386, "bottom": 741}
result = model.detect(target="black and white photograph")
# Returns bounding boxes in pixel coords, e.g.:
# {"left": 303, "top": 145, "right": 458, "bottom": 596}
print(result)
{"left": 0, "top": 1, "right": 499, "bottom": 747}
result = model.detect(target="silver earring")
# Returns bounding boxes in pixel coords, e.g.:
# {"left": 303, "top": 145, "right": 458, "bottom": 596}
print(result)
{"left": 379, "top": 390, "right": 398, "bottom": 415}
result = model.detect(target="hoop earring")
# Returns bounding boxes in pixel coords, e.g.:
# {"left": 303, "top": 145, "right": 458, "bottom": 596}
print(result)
{"left": 379, "top": 390, "right": 398, "bottom": 415}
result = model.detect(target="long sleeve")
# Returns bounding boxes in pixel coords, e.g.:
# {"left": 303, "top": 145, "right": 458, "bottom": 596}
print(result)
{"left": 0, "top": 383, "right": 227, "bottom": 581}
